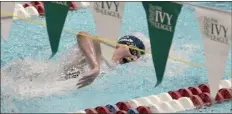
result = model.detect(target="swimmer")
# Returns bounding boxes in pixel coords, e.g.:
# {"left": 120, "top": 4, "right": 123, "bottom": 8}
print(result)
{"left": 74, "top": 31, "right": 149, "bottom": 88}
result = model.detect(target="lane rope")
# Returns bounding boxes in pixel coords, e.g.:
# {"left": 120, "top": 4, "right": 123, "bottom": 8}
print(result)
{"left": 1, "top": 10, "right": 231, "bottom": 75}
{"left": 75, "top": 79, "right": 232, "bottom": 113}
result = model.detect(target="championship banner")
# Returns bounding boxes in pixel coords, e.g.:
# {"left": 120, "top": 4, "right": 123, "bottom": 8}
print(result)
{"left": 44, "top": 1, "right": 70, "bottom": 57}
{"left": 195, "top": 6, "right": 231, "bottom": 98}
{"left": 1, "top": 2, "right": 15, "bottom": 40}
{"left": 90, "top": 2, "right": 125, "bottom": 65}
{"left": 142, "top": 2, "right": 183, "bottom": 86}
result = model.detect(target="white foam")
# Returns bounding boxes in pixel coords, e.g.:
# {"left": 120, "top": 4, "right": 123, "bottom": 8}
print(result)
{"left": 1, "top": 46, "right": 86, "bottom": 98}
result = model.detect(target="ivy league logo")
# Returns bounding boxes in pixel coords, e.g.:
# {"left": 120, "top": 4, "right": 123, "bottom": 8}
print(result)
{"left": 203, "top": 17, "right": 229, "bottom": 44}
{"left": 148, "top": 4, "right": 173, "bottom": 32}
{"left": 93, "top": 2, "right": 121, "bottom": 18}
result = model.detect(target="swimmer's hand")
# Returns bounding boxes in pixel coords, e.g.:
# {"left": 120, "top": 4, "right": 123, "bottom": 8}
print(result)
{"left": 76, "top": 67, "right": 100, "bottom": 88}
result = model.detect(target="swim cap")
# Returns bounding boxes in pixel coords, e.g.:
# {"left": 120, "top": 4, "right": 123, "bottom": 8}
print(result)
{"left": 117, "top": 35, "right": 145, "bottom": 55}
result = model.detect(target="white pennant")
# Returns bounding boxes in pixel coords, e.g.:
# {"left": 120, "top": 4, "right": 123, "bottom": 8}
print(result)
{"left": 1, "top": 2, "right": 15, "bottom": 41}
{"left": 195, "top": 6, "right": 231, "bottom": 98}
{"left": 90, "top": 2, "right": 125, "bottom": 66}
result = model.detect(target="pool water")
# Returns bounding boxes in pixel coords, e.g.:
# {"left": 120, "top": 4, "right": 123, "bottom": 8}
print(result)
{"left": 1, "top": 2, "right": 231, "bottom": 113}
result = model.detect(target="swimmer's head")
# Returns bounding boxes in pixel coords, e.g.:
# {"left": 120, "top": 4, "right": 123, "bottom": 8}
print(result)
{"left": 112, "top": 35, "right": 145, "bottom": 64}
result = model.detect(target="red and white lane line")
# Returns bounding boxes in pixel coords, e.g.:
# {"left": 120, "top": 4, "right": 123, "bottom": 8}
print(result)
{"left": 13, "top": 2, "right": 43, "bottom": 20}
{"left": 74, "top": 79, "right": 232, "bottom": 114}
{"left": 13, "top": 1, "right": 90, "bottom": 20}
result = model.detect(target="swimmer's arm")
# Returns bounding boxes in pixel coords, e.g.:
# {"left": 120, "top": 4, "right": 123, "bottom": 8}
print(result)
{"left": 76, "top": 32, "right": 100, "bottom": 71}
{"left": 76, "top": 32, "right": 101, "bottom": 88}
{"left": 92, "top": 36, "right": 102, "bottom": 66}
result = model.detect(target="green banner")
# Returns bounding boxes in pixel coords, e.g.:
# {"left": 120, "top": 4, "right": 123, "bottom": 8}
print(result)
{"left": 44, "top": 1, "right": 70, "bottom": 57}
{"left": 142, "top": 2, "right": 182, "bottom": 86}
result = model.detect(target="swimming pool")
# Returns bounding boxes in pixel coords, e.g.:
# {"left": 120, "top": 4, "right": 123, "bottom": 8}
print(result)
{"left": 1, "top": 2, "right": 231, "bottom": 113}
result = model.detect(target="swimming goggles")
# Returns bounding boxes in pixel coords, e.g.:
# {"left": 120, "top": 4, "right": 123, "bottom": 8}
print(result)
{"left": 116, "top": 44, "right": 140, "bottom": 64}
{"left": 128, "top": 45, "right": 140, "bottom": 58}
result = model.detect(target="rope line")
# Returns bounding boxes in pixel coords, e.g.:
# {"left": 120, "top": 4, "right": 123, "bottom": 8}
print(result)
{"left": 1, "top": 10, "right": 231, "bottom": 75}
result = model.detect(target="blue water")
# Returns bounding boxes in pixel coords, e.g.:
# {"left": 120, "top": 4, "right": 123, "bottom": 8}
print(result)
{"left": 1, "top": 2, "right": 232, "bottom": 113}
